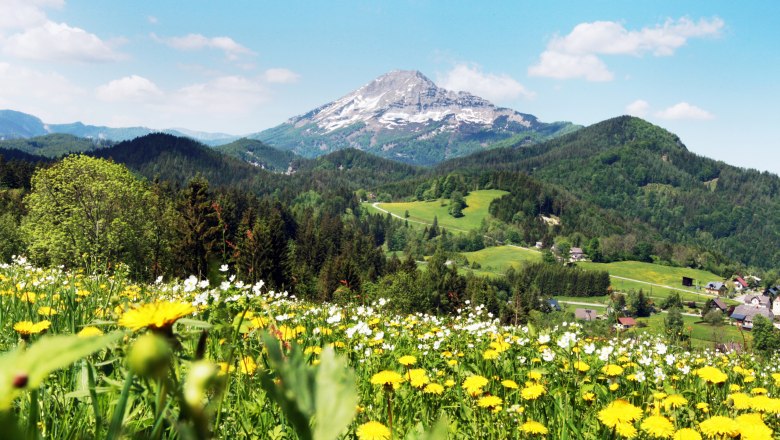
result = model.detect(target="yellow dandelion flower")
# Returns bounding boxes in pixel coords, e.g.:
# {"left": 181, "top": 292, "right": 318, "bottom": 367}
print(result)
{"left": 772, "top": 373, "right": 780, "bottom": 386}
{"left": 501, "top": 379, "right": 519, "bottom": 389}
{"left": 37, "top": 306, "right": 58, "bottom": 317}
{"left": 407, "top": 369, "right": 430, "bottom": 388}
{"left": 615, "top": 421, "right": 638, "bottom": 439}
{"left": 663, "top": 394, "right": 688, "bottom": 411}
{"left": 477, "top": 395, "right": 502, "bottom": 409}
{"left": 734, "top": 413, "right": 764, "bottom": 425}
{"left": 521, "top": 383, "right": 546, "bottom": 400}
{"left": 696, "top": 366, "right": 727, "bottom": 384}
{"left": 398, "top": 355, "right": 417, "bottom": 366}
{"left": 699, "top": 416, "right": 738, "bottom": 438}
{"left": 609, "top": 382, "right": 620, "bottom": 392}
{"left": 520, "top": 421, "right": 548, "bottom": 435}
{"left": 370, "top": 370, "right": 404, "bottom": 389}
{"left": 583, "top": 392, "right": 596, "bottom": 402}
{"left": 482, "top": 349, "right": 499, "bottom": 360}
{"left": 729, "top": 383, "right": 741, "bottom": 392}
{"left": 602, "top": 364, "right": 624, "bottom": 377}
{"left": 528, "top": 371, "right": 542, "bottom": 381}
{"left": 14, "top": 320, "right": 50, "bottom": 336}
{"left": 239, "top": 356, "right": 257, "bottom": 375}
{"left": 573, "top": 360, "right": 591, "bottom": 372}
{"left": 695, "top": 402, "right": 709, "bottom": 413}
{"left": 738, "top": 424, "right": 773, "bottom": 440}
{"left": 728, "top": 392, "right": 752, "bottom": 410}
{"left": 462, "top": 375, "right": 489, "bottom": 396}
{"left": 751, "top": 387, "right": 768, "bottom": 395}
{"left": 444, "top": 379, "right": 455, "bottom": 388}
{"left": 20, "top": 291, "right": 36, "bottom": 304}
{"left": 356, "top": 421, "right": 391, "bottom": 440}
{"left": 749, "top": 395, "right": 780, "bottom": 413}
{"left": 424, "top": 383, "right": 444, "bottom": 395}
{"left": 641, "top": 415, "right": 675, "bottom": 439}
{"left": 598, "top": 399, "right": 643, "bottom": 428}
{"left": 673, "top": 428, "right": 702, "bottom": 440}
{"left": 77, "top": 326, "right": 104, "bottom": 337}
{"left": 118, "top": 301, "right": 195, "bottom": 331}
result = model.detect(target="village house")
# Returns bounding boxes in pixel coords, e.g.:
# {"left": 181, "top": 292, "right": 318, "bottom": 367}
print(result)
{"left": 711, "top": 298, "right": 729, "bottom": 313}
{"left": 733, "top": 276, "right": 748, "bottom": 291}
{"left": 730, "top": 304, "right": 774, "bottom": 329}
{"left": 705, "top": 281, "right": 726, "bottom": 295}
{"left": 772, "top": 295, "right": 780, "bottom": 317}
{"left": 743, "top": 294, "right": 771, "bottom": 308}
{"left": 574, "top": 308, "right": 599, "bottom": 321}
{"left": 569, "top": 247, "right": 586, "bottom": 262}
{"left": 617, "top": 317, "right": 637, "bottom": 328}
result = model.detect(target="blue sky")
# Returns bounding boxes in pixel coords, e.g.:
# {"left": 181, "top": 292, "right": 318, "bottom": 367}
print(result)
{"left": 0, "top": 1, "right": 778, "bottom": 173}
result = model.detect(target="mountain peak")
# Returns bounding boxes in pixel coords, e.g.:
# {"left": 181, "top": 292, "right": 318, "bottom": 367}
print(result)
{"left": 256, "top": 70, "right": 577, "bottom": 165}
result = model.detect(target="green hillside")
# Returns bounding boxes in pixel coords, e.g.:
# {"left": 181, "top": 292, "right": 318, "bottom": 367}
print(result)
{"left": 435, "top": 116, "right": 780, "bottom": 270}
{"left": 372, "top": 189, "right": 508, "bottom": 232}
{"left": 216, "top": 138, "right": 299, "bottom": 172}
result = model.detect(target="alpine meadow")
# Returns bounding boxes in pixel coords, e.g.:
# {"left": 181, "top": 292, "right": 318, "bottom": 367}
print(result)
{"left": 1, "top": 2, "right": 779, "bottom": 439}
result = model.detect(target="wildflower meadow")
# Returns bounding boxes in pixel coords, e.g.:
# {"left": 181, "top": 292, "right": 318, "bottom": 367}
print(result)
{"left": 1, "top": 257, "right": 780, "bottom": 439}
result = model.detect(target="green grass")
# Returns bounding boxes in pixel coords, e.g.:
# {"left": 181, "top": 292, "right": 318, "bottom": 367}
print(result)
{"left": 460, "top": 245, "right": 541, "bottom": 273}
{"left": 631, "top": 313, "right": 751, "bottom": 349}
{"left": 577, "top": 260, "right": 722, "bottom": 300}
{"left": 370, "top": 189, "right": 509, "bottom": 233}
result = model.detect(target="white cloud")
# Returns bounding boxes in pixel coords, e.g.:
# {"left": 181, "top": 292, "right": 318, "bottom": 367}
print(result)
{"left": 529, "top": 17, "right": 724, "bottom": 81}
{"left": 96, "top": 75, "right": 163, "bottom": 102}
{"left": 2, "top": 21, "right": 121, "bottom": 62}
{"left": 147, "top": 16, "right": 158, "bottom": 25}
{"left": 626, "top": 99, "right": 650, "bottom": 117}
{"left": 0, "top": 62, "right": 84, "bottom": 120}
{"left": 172, "top": 76, "right": 268, "bottom": 114}
{"left": 528, "top": 52, "right": 613, "bottom": 81}
{"left": 160, "top": 33, "right": 254, "bottom": 60}
{"left": 655, "top": 102, "right": 714, "bottom": 120}
{"left": 438, "top": 64, "right": 534, "bottom": 102}
{"left": 0, "top": 0, "right": 61, "bottom": 31}
{"left": 264, "top": 68, "right": 300, "bottom": 84}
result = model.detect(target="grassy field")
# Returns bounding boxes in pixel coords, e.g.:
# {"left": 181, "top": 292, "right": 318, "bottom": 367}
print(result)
{"left": 632, "top": 313, "right": 751, "bottom": 349}
{"left": 370, "top": 189, "right": 508, "bottom": 232}
{"left": 461, "top": 245, "right": 541, "bottom": 273}
{"left": 577, "top": 260, "right": 722, "bottom": 301}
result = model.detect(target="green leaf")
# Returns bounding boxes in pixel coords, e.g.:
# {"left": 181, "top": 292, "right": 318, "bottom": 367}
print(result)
{"left": 259, "top": 334, "right": 358, "bottom": 440}
{"left": 0, "top": 331, "right": 123, "bottom": 409}
{"left": 403, "top": 415, "right": 450, "bottom": 440}
{"left": 313, "top": 347, "right": 357, "bottom": 440}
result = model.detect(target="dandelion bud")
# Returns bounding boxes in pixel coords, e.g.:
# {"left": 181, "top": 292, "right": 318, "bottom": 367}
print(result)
{"left": 127, "top": 333, "right": 171, "bottom": 379}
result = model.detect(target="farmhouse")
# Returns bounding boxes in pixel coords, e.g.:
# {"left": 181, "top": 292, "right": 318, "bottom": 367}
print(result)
{"left": 705, "top": 282, "right": 726, "bottom": 295}
{"left": 733, "top": 276, "right": 748, "bottom": 291}
{"left": 617, "top": 317, "right": 637, "bottom": 328}
{"left": 743, "top": 294, "right": 771, "bottom": 308}
{"left": 574, "top": 308, "right": 599, "bottom": 321}
{"left": 569, "top": 247, "right": 586, "bottom": 261}
{"left": 730, "top": 304, "right": 774, "bottom": 329}
{"left": 711, "top": 298, "right": 729, "bottom": 313}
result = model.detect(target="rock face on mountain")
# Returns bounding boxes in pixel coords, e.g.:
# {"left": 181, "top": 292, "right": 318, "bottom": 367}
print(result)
{"left": 253, "top": 70, "right": 577, "bottom": 165}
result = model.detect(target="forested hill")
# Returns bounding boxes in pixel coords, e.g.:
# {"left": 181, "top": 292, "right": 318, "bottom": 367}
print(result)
{"left": 294, "top": 148, "right": 422, "bottom": 188}
{"left": 92, "top": 133, "right": 264, "bottom": 187}
{"left": 436, "top": 116, "right": 780, "bottom": 268}
{"left": 215, "top": 138, "right": 299, "bottom": 172}
{"left": 0, "top": 134, "right": 111, "bottom": 158}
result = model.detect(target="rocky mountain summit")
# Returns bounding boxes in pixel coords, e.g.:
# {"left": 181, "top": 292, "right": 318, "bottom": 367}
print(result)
{"left": 253, "top": 70, "right": 577, "bottom": 165}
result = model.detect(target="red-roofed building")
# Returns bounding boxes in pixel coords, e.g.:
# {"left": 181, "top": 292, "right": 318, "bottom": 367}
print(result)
{"left": 734, "top": 276, "right": 748, "bottom": 290}
{"left": 617, "top": 317, "right": 637, "bottom": 328}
